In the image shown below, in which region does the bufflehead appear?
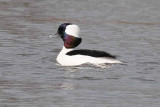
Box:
[55,23,121,66]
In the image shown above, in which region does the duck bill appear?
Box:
[49,33,58,38]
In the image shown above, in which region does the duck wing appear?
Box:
[66,49,116,58]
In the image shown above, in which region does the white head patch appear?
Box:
[65,25,80,37]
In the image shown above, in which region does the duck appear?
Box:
[54,23,121,66]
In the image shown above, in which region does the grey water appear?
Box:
[0,0,160,107]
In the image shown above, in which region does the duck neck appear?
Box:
[61,46,74,54]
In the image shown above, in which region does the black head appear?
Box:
[56,23,82,48]
[57,23,72,38]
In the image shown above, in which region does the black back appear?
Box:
[66,49,116,58]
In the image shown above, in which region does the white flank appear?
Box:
[56,47,121,66]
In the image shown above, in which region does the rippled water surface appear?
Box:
[0,0,160,107]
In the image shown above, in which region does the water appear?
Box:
[0,0,160,106]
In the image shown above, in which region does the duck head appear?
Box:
[56,23,82,48]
